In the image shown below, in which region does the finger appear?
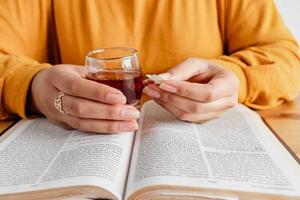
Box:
[51,69,127,104]
[61,114,138,133]
[166,58,219,81]
[146,82,217,102]
[47,117,73,130]
[158,76,237,102]
[157,88,237,114]
[62,95,140,120]
[143,78,154,86]
[143,85,161,98]
[155,99,223,123]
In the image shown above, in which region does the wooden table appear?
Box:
[0,96,299,160]
[258,95,300,160]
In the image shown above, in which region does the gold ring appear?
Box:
[54,91,65,114]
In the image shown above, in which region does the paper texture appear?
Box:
[0,119,134,200]
[125,101,300,199]
[1,101,300,200]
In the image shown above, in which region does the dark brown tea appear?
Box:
[85,71,144,105]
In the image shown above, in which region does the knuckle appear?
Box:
[93,88,105,101]
[177,112,190,121]
[65,78,78,95]
[205,86,216,102]
[108,106,122,119]
[177,82,195,97]
[107,123,120,133]
[190,103,203,113]
[176,85,185,95]
[70,101,84,115]
[160,92,171,102]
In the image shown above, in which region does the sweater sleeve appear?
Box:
[0,0,52,119]
[212,0,300,110]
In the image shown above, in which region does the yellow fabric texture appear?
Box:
[0,0,299,120]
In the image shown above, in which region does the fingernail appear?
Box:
[143,86,160,98]
[120,109,140,119]
[159,83,177,93]
[106,93,126,104]
[120,121,138,131]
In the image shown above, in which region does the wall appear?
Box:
[275,0,300,42]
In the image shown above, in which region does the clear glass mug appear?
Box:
[85,47,143,107]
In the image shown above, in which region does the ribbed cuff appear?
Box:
[4,62,51,118]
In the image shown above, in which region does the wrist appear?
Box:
[26,69,46,116]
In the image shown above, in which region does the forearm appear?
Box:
[212,40,300,109]
[0,53,51,119]
[212,0,300,109]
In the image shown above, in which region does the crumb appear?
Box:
[145,74,172,84]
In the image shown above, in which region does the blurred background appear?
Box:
[275,0,300,42]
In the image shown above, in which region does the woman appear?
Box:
[0,0,299,133]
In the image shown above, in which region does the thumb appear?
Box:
[166,58,210,81]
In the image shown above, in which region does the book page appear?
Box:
[0,118,134,200]
[125,101,300,199]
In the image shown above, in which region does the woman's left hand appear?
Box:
[143,58,239,123]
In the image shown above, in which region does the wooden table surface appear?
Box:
[258,95,300,160]
[0,96,299,160]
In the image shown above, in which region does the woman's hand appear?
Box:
[30,64,139,133]
[143,58,239,123]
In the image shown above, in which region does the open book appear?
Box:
[0,101,299,200]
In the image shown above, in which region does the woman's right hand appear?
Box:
[30,64,139,133]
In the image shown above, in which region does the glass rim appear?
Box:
[86,47,138,62]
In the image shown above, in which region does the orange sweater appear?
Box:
[0,0,299,120]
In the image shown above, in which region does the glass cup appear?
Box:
[85,47,143,107]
